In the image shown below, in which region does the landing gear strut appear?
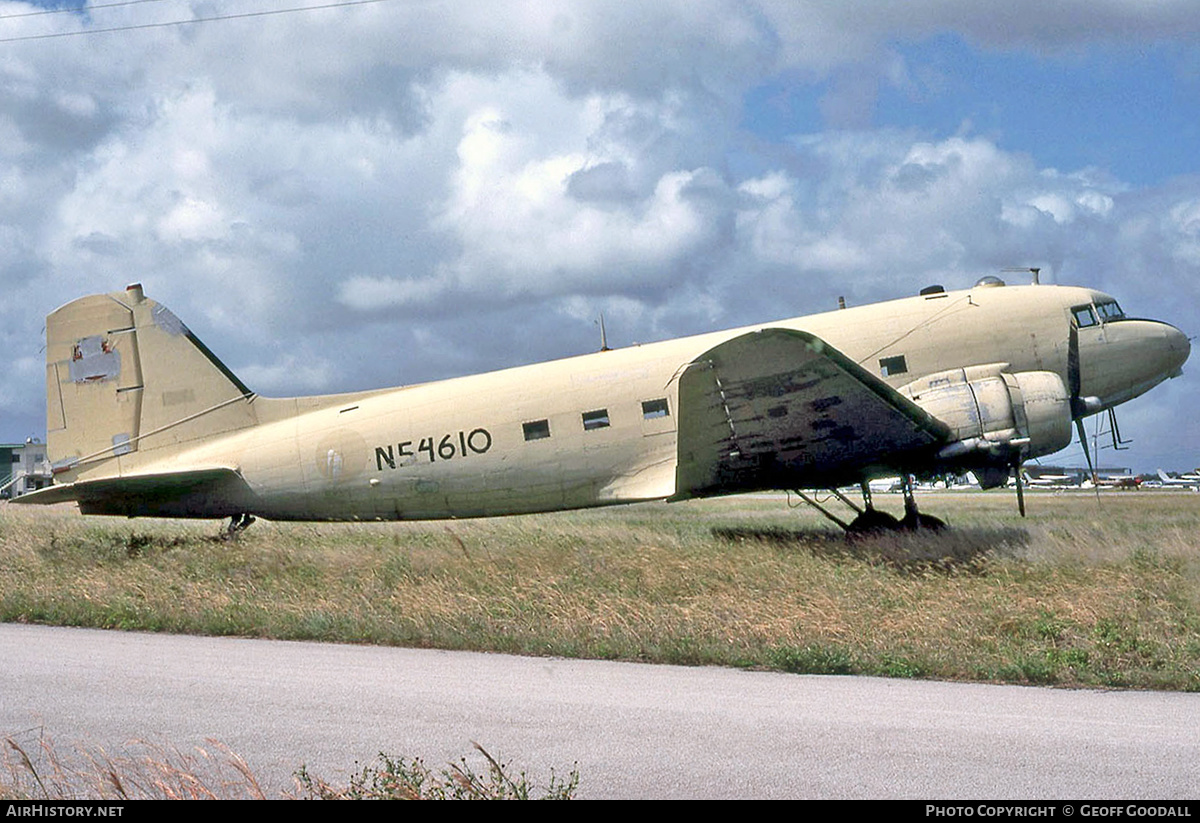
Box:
[223,512,256,539]
[899,475,945,531]
[793,477,943,533]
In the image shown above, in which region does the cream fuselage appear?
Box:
[109,282,1186,521]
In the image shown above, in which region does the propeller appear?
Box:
[1068,322,1080,401]
[1067,317,1102,500]
[1003,309,1087,519]
[1076,417,1096,481]
[1012,315,1095,517]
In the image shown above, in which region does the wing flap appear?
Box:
[675,328,950,496]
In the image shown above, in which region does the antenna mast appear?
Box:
[1002,266,1042,285]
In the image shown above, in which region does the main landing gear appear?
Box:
[223,512,256,539]
[793,476,945,534]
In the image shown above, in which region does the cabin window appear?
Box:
[1096,300,1125,322]
[523,419,551,441]
[1072,305,1098,328]
[642,398,670,420]
[879,355,908,377]
[582,409,610,430]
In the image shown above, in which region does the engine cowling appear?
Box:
[899,363,1073,467]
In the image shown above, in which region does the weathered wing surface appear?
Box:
[10,467,258,518]
[675,328,951,496]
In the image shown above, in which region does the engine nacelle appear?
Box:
[899,364,1073,465]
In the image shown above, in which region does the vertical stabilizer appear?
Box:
[46,284,258,481]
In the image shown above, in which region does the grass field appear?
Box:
[2,490,1198,690]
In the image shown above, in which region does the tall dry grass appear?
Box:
[1,732,577,800]
[2,491,1198,688]
[2,732,264,800]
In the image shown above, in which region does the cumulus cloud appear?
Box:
[1,0,1198,469]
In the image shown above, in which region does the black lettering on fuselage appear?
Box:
[375,445,394,470]
[373,428,491,471]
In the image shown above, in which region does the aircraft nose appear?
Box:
[1163,322,1191,377]
[1081,318,1190,408]
[1132,319,1190,383]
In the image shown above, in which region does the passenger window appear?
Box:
[879,355,908,377]
[522,420,551,441]
[642,399,670,419]
[582,409,610,430]
[1072,305,1098,328]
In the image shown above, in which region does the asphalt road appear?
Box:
[1,623,1196,799]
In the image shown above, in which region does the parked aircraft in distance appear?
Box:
[1089,474,1141,489]
[1021,470,1078,488]
[867,476,905,494]
[15,277,1190,531]
[1156,469,1200,489]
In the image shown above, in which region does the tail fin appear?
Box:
[46,284,257,480]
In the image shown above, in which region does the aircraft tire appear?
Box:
[900,511,946,531]
[846,508,902,534]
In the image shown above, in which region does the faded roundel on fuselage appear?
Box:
[314,429,368,483]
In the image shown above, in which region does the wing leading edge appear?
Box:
[674,328,951,497]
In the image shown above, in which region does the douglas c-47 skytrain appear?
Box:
[15,276,1190,531]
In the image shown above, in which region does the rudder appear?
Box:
[46,283,258,481]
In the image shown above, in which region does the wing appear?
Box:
[10,467,259,518]
[675,328,951,497]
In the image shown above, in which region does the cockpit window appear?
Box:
[1072,305,1098,328]
[1095,300,1125,322]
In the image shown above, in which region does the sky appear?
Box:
[0,0,1197,473]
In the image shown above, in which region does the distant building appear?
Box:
[1,438,52,499]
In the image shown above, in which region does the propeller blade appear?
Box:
[1014,462,1026,518]
[1076,418,1094,474]
[1067,321,1082,414]
[1076,417,1103,504]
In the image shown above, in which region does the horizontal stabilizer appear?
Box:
[11,467,258,518]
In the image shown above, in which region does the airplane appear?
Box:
[866,476,904,494]
[1155,469,1200,489]
[13,276,1191,532]
[1020,470,1079,488]
[1089,474,1141,490]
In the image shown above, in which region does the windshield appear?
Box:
[1072,305,1098,328]
[1095,300,1125,322]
